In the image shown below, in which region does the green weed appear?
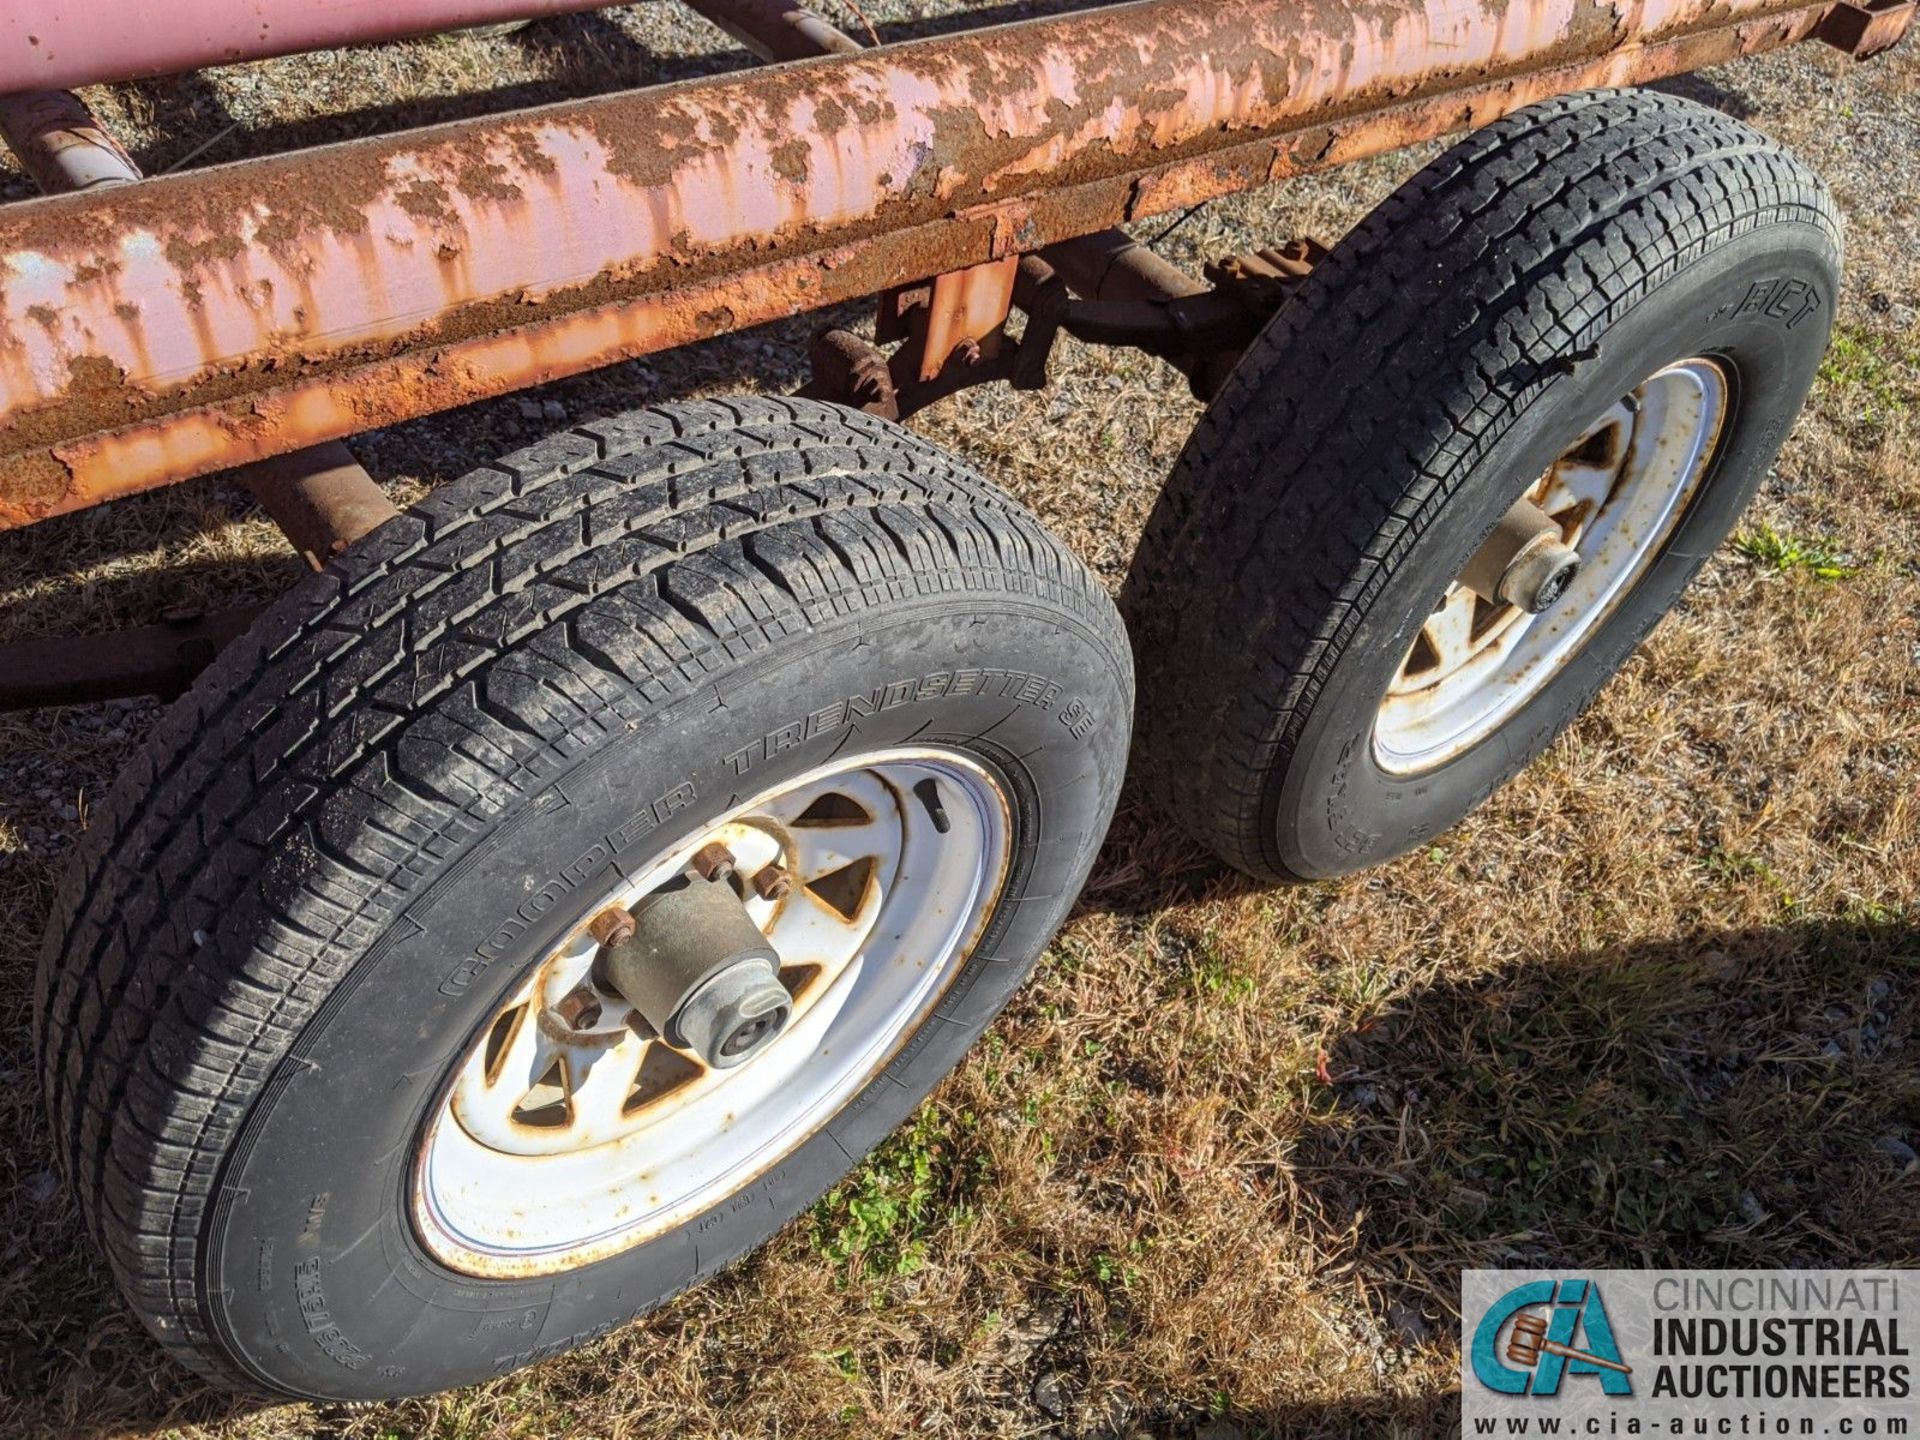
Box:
[1819,323,1915,418]
[1732,525,1856,580]
[809,1104,981,1280]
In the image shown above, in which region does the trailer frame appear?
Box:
[0,0,1910,708]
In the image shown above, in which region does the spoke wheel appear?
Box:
[40,395,1132,1400]
[1373,358,1730,775]
[1126,92,1838,881]
[413,748,1011,1278]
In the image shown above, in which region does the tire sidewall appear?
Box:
[1273,223,1838,879]
[204,596,1128,1400]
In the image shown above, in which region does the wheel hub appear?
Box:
[1373,357,1731,775]
[1459,496,1585,615]
[413,748,1011,1278]
[594,867,793,1070]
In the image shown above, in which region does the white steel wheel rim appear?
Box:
[412,747,1011,1278]
[1372,358,1731,775]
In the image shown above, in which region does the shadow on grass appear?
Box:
[1305,910,1917,1278]
[1040,818,1916,1437]
[3,842,1910,1437]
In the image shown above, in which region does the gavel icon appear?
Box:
[1506,1312,1633,1375]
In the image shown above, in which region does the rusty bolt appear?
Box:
[552,986,603,1032]
[587,906,636,948]
[750,862,792,902]
[690,841,737,882]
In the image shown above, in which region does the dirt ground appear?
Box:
[0,4,1915,1438]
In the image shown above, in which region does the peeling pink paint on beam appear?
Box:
[0,0,1862,524]
[0,0,618,92]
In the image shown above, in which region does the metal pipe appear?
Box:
[1045,231,1233,391]
[0,0,623,93]
[0,607,261,709]
[229,440,400,570]
[0,0,1869,528]
[682,0,864,61]
[0,92,141,193]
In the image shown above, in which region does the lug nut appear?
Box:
[552,986,603,1032]
[690,841,737,882]
[750,862,792,901]
[587,907,636,948]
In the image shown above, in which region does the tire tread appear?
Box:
[1128,90,1839,879]
[38,397,1126,1393]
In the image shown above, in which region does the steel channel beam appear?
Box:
[0,0,1865,528]
[0,0,621,93]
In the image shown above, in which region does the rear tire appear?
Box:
[37,398,1132,1399]
[1127,90,1841,881]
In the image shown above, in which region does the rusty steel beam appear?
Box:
[693,0,1024,389]
[684,0,1216,315]
[0,0,1886,530]
[0,0,622,93]
[0,87,399,570]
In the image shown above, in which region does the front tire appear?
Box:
[37,398,1132,1399]
[1127,90,1841,882]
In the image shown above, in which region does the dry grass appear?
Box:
[2,7,1917,1439]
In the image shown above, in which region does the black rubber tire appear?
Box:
[35,398,1132,1400]
[1126,90,1841,882]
